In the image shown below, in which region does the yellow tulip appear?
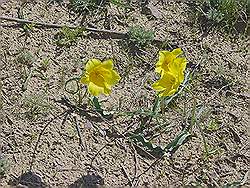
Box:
[152,72,178,97]
[80,59,121,96]
[168,57,187,84]
[155,48,183,76]
[152,48,187,97]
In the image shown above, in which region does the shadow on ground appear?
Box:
[8,171,47,188]
[69,172,104,188]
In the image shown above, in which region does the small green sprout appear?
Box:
[196,0,248,33]
[16,51,35,66]
[69,0,107,13]
[55,26,86,47]
[206,119,220,131]
[128,26,155,48]
[48,0,64,4]
[110,0,131,8]
[23,23,36,33]
[0,154,8,176]
[23,94,55,120]
[40,58,50,71]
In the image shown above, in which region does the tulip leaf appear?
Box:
[130,129,191,158]
[92,97,113,119]
[92,96,101,110]
[222,170,249,188]
[165,130,191,152]
[130,133,165,157]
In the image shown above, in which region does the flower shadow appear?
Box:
[8,171,47,188]
[203,75,231,91]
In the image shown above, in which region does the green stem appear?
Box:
[197,121,209,158]
[152,95,161,115]
[189,97,209,157]
[147,95,161,126]
[92,96,102,113]
[189,98,197,133]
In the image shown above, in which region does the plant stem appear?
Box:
[152,95,161,115]
[189,97,209,157]
[197,120,209,158]
[189,98,197,133]
[147,95,161,125]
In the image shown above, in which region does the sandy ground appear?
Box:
[0,0,249,187]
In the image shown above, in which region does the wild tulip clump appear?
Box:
[80,48,187,98]
[152,48,187,97]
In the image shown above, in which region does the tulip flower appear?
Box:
[80,59,120,96]
[152,48,187,97]
[155,48,183,76]
[152,72,178,97]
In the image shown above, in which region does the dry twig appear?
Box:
[0,15,127,37]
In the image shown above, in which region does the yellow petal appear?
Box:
[152,72,177,93]
[153,48,187,97]
[169,58,187,83]
[158,51,170,65]
[80,75,89,84]
[103,85,111,95]
[81,58,120,96]
[172,48,183,57]
[85,59,101,73]
[155,67,164,75]
[98,67,120,86]
[109,70,121,85]
[88,82,104,96]
[159,88,177,97]
[152,81,166,91]
[168,60,179,76]
[176,58,187,71]
[100,67,116,82]
[102,59,114,69]
[156,51,175,74]
[89,71,105,87]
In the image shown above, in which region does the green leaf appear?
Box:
[93,96,101,111]
[128,26,155,48]
[92,97,113,119]
[222,171,249,188]
[130,129,191,158]
[55,26,86,47]
[165,130,191,152]
[130,133,165,157]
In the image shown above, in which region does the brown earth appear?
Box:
[0,0,249,187]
